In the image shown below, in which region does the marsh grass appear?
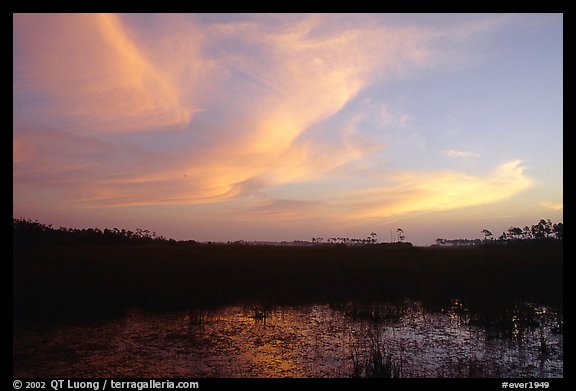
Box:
[468,302,553,342]
[13,244,562,326]
[349,323,402,378]
[184,309,208,329]
[244,303,272,324]
[333,301,410,323]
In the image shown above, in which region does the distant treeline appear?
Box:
[434,219,563,248]
[12,218,191,247]
[13,218,414,248]
[13,217,562,249]
[311,229,411,248]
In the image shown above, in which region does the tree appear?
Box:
[552,222,563,240]
[522,226,532,240]
[435,238,446,246]
[532,219,553,239]
[397,228,405,243]
[507,227,523,240]
[481,229,493,241]
[370,232,378,244]
[543,219,553,238]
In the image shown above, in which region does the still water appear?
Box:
[13,300,562,378]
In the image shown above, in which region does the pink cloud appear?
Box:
[13,13,198,133]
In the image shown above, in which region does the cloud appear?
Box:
[198,14,431,159]
[337,160,533,220]
[14,14,534,227]
[539,201,563,210]
[15,14,438,208]
[12,136,35,164]
[248,199,326,221]
[13,13,199,133]
[442,149,481,159]
[13,122,120,179]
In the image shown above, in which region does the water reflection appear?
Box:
[13,300,563,378]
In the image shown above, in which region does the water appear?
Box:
[13,300,563,378]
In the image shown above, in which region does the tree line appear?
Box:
[435,219,563,247]
[13,217,562,249]
[485,219,562,241]
[312,229,410,247]
[12,218,183,247]
[312,232,379,245]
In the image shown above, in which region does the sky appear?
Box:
[13,13,563,245]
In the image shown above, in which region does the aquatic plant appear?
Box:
[349,324,402,378]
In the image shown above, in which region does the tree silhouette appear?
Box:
[397,228,405,243]
[435,238,446,246]
[522,226,532,240]
[531,219,553,239]
[13,217,174,247]
[507,227,523,240]
[552,222,563,240]
[481,229,493,241]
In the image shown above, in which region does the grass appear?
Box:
[13,243,562,325]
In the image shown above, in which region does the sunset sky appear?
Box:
[13,13,563,245]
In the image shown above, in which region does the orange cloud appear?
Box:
[539,201,563,210]
[14,13,197,133]
[14,14,534,224]
[75,14,435,207]
[339,160,533,220]
[183,14,431,188]
[16,14,421,208]
[443,149,480,159]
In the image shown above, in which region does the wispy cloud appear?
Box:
[442,149,480,159]
[337,160,533,220]
[14,13,438,207]
[539,201,563,210]
[13,13,534,228]
[13,13,198,133]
